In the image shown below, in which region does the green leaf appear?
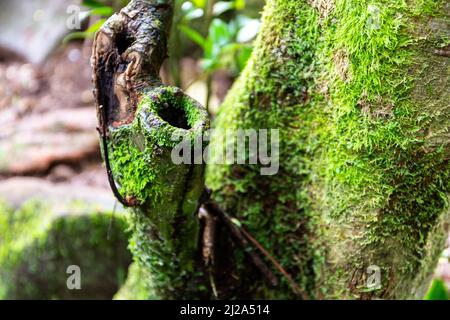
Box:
[181,1,204,20]
[85,18,107,33]
[179,25,207,49]
[82,0,107,9]
[220,42,241,54]
[63,19,106,44]
[237,45,253,71]
[82,0,113,17]
[237,18,260,43]
[206,19,233,65]
[213,1,234,16]
[185,8,204,20]
[209,19,232,48]
[234,0,246,10]
[424,279,449,300]
[201,58,216,71]
[62,32,94,44]
[90,7,114,16]
[192,0,206,8]
[230,218,242,228]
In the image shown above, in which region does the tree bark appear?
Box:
[208,0,450,299]
[92,0,210,299]
[93,0,450,299]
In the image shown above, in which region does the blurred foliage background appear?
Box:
[71,0,263,114]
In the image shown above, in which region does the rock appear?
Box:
[47,164,77,182]
[0,177,120,212]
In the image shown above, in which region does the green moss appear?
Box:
[313,0,450,299]
[107,85,210,298]
[207,0,449,299]
[110,137,167,205]
[0,200,132,300]
[208,0,322,299]
[110,86,208,205]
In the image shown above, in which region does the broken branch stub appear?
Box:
[91,0,209,297]
[92,0,174,129]
[92,0,208,207]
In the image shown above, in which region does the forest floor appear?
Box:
[0,40,449,294]
[0,41,111,207]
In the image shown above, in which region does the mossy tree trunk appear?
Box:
[94,0,450,299]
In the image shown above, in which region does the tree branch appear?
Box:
[91,0,210,298]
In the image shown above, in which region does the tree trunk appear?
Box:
[94,0,450,299]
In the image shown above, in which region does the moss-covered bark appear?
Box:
[98,0,449,299]
[92,0,210,299]
[208,0,450,299]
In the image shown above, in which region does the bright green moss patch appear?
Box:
[0,200,132,300]
[316,0,447,205]
[313,0,450,298]
[110,136,167,205]
[207,0,323,299]
[207,0,449,299]
[126,209,209,299]
[109,86,208,205]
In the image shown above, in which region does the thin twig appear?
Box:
[209,269,219,299]
[239,226,308,300]
[203,202,279,287]
[203,192,309,299]
[98,104,138,207]
[107,200,118,241]
[199,207,217,266]
[434,48,450,57]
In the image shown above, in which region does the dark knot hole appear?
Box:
[115,31,134,55]
[157,102,191,130]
